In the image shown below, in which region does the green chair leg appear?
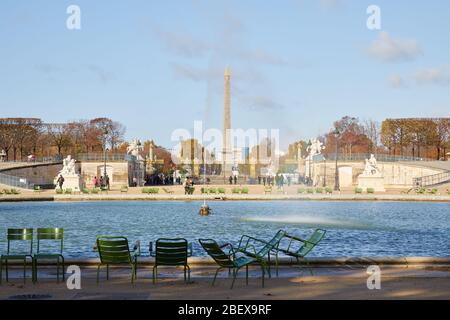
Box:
[246,265,249,285]
[152,266,157,284]
[275,253,279,277]
[23,259,26,284]
[96,265,101,284]
[260,263,265,288]
[212,267,221,286]
[230,268,239,289]
[5,259,9,282]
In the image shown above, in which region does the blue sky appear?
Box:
[1,0,450,149]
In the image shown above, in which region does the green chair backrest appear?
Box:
[7,228,33,255]
[199,239,234,268]
[155,238,188,266]
[297,229,326,257]
[37,228,64,254]
[97,236,132,264]
[257,230,285,257]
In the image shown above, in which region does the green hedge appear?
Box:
[297,188,305,194]
[355,187,363,194]
[232,187,241,194]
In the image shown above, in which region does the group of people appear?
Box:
[145,173,182,186]
[92,175,110,190]
[183,177,195,195]
[257,174,292,188]
[228,175,238,185]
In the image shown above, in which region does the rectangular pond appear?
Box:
[0,201,449,258]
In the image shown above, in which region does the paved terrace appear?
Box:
[1,184,450,202]
[1,259,449,300]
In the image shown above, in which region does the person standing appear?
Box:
[233,175,237,185]
[57,175,65,190]
[92,176,98,188]
[105,174,110,190]
[229,175,233,185]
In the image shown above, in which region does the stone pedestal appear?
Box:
[55,175,82,192]
[357,175,385,192]
[339,166,353,188]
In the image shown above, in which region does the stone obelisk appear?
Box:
[223,65,232,181]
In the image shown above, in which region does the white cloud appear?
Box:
[415,65,450,86]
[388,74,406,88]
[319,0,342,9]
[367,31,422,62]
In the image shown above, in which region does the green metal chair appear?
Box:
[152,238,191,284]
[96,236,139,284]
[275,229,327,276]
[0,228,34,284]
[199,239,258,289]
[236,230,286,285]
[33,228,65,283]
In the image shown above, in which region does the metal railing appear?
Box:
[0,155,63,164]
[75,153,137,162]
[0,172,33,189]
[413,171,450,187]
[322,153,433,162]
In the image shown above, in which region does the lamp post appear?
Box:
[333,128,340,191]
[102,126,109,186]
[307,140,312,186]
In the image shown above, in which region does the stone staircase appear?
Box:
[413,171,450,187]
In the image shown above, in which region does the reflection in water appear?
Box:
[0,200,449,258]
[242,214,371,230]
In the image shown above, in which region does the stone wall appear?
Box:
[80,161,130,188]
[310,161,444,188]
[0,163,62,185]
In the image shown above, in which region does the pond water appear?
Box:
[0,201,449,258]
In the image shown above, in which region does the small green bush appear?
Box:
[306,188,314,194]
[325,187,333,194]
[142,187,150,194]
[91,188,100,194]
[232,188,241,194]
[148,187,159,194]
[241,187,249,194]
[416,187,426,194]
[82,188,90,194]
[367,188,375,194]
[55,188,63,194]
[209,187,217,194]
[201,187,209,194]
[297,188,305,194]
[315,187,323,194]
[218,187,225,194]
[64,188,72,194]
[355,187,363,194]
[428,188,438,195]
[11,189,20,195]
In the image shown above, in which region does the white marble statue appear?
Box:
[363,154,380,176]
[59,155,77,176]
[127,139,144,160]
[55,155,82,191]
[307,139,324,159]
[358,154,385,192]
